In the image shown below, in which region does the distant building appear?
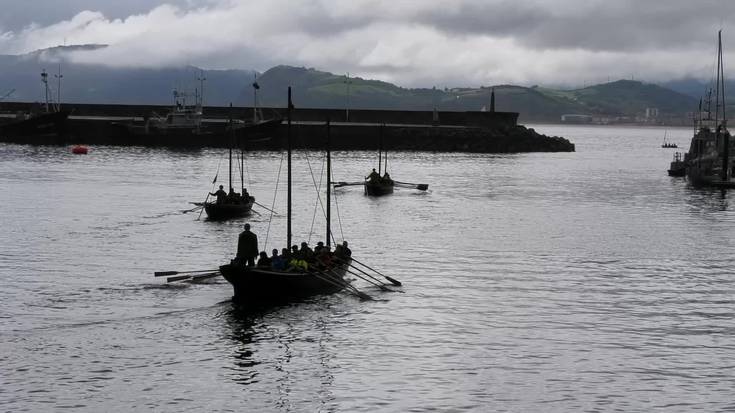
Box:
[645,107,659,119]
[561,114,593,123]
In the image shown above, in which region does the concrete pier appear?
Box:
[0,102,574,152]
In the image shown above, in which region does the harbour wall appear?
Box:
[0,102,575,152]
[0,102,519,128]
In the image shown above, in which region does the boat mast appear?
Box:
[718,30,730,181]
[229,103,233,192]
[54,64,62,112]
[384,123,388,173]
[715,31,722,129]
[41,69,49,113]
[326,119,331,247]
[241,137,245,194]
[287,87,293,249]
[378,124,382,175]
[197,71,206,111]
[253,74,259,123]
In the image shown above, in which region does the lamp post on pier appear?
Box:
[344,73,352,122]
[54,64,63,111]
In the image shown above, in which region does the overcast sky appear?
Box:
[0,0,733,88]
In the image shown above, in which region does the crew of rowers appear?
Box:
[209,184,251,205]
[236,223,352,272]
[366,168,392,184]
[256,241,352,272]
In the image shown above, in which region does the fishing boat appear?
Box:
[219,88,354,304]
[0,70,69,143]
[114,75,280,146]
[114,86,214,142]
[230,74,283,140]
[668,152,686,177]
[201,105,255,220]
[683,31,735,188]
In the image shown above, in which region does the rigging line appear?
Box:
[301,148,329,242]
[264,151,285,251]
[308,153,327,244]
[330,166,346,243]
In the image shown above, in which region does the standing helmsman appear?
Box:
[237,223,259,266]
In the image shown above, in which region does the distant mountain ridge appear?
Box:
[0,45,705,122]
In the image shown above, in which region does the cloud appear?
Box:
[0,0,733,87]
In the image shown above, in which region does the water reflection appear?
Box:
[220,300,338,411]
[684,186,730,212]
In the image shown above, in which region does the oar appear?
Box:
[166,272,220,283]
[190,272,221,282]
[310,267,373,301]
[197,193,210,220]
[154,269,219,277]
[167,275,192,282]
[333,262,398,292]
[253,201,278,215]
[349,257,402,286]
[182,205,203,214]
[317,257,392,292]
[334,181,364,188]
[331,257,398,291]
[394,181,428,191]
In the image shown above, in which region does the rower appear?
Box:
[367,168,380,183]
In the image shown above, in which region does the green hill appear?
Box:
[0,46,699,123]
[256,67,697,122]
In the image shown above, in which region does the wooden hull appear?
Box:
[0,110,69,143]
[364,182,394,196]
[219,259,351,305]
[204,197,254,220]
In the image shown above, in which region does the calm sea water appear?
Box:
[2,124,735,412]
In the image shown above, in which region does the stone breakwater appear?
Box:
[382,125,574,152]
[0,102,574,152]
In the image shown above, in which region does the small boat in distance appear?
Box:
[335,124,429,195]
[201,105,255,220]
[683,31,735,188]
[365,124,394,196]
[661,130,678,148]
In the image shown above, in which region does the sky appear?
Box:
[0,0,734,88]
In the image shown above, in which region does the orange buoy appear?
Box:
[72,145,88,154]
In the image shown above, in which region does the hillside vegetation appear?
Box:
[0,46,702,122]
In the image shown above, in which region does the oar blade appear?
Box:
[416,184,429,191]
[384,275,402,286]
[155,271,178,277]
[190,272,221,282]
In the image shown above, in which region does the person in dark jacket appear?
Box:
[367,168,380,183]
[236,223,259,266]
[210,185,227,204]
